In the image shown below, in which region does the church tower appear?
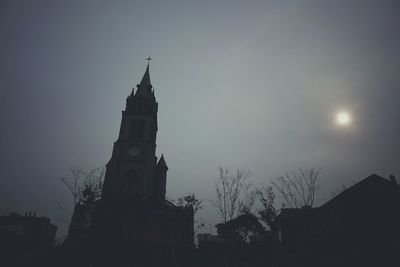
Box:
[68,62,194,253]
[102,63,167,201]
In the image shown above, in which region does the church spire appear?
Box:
[138,56,152,89]
[125,60,158,114]
[138,64,152,89]
[135,59,153,98]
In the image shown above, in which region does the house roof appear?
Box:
[276,207,319,223]
[276,174,400,223]
[321,173,400,209]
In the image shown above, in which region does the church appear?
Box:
[102,62,166,201]
[67,62,194,265]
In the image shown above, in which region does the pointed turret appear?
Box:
[154,154,168,201]
[157,154,168,169]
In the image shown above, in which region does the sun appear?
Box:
[336,111,351,126]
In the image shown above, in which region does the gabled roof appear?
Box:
[276,174,400,223]
[321,173,400,209]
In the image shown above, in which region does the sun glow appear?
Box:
[336,111,351,126]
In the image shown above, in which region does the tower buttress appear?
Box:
[154,154,168,201]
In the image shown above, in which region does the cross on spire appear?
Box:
[146,56,153,66]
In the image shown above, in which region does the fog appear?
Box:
[1,0,399,235]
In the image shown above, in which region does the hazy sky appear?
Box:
[1,0,400,235]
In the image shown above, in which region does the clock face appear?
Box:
[128,145,141,157]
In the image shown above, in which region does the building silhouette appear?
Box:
[275,174,400,267]
[102,63,165,201]
[67,63,194,266]
[0,212,57,265]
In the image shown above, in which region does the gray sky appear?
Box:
[1,0,400,235]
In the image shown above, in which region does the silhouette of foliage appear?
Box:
[60,168,104,208]
[173,194,205,234]
[258,185,277,231]
[176,194,202,214]
[216,212,265,243]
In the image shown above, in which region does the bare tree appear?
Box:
[272,168,321,208]
[60,167,105,209]
[213,167,257,223]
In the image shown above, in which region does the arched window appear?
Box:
[121,170,141,197]
[129,119,145,139]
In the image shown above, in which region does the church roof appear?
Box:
[157,154,168,169]
[135,64,152,97]
[124,63,158,114]
[139,64,152,88]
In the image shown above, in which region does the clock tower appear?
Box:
[102,63,167,201]
[68,62,194,254]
